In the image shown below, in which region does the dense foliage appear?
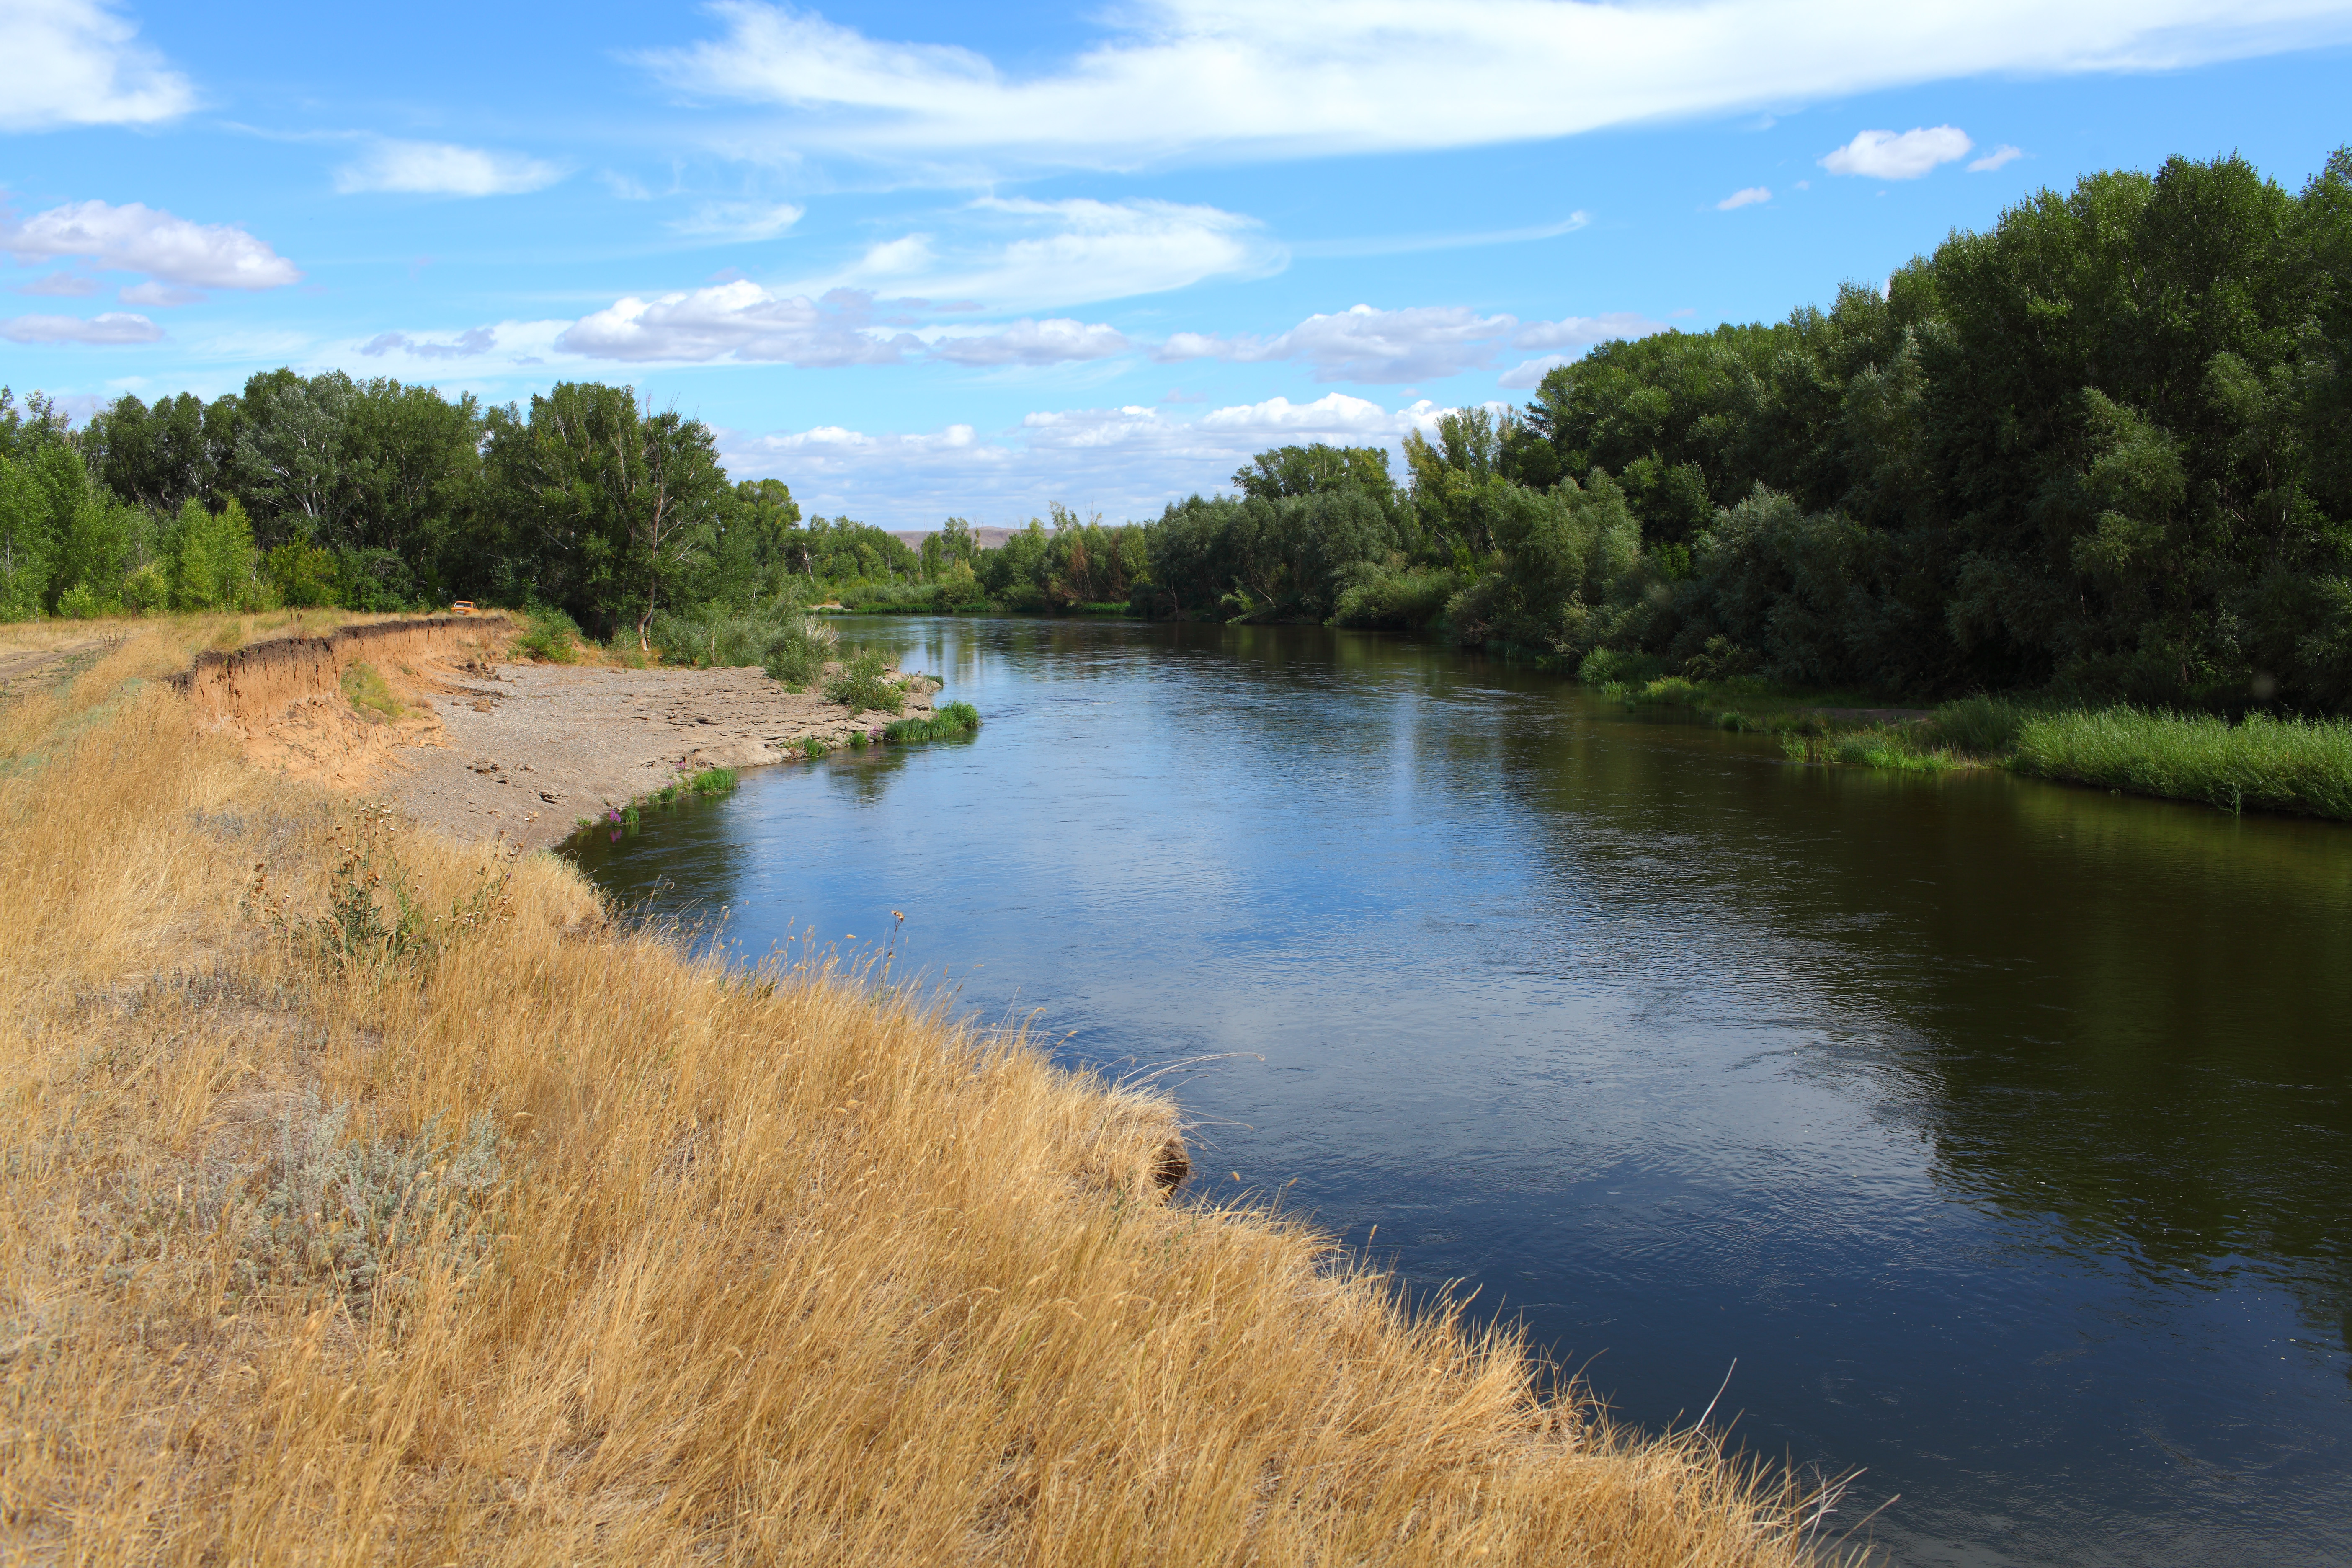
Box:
[8,146,2349,711]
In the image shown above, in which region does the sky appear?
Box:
[4,0,2352,529]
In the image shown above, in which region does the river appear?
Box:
[564,616,2352,1568]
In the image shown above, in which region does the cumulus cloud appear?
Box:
[1820,125,1973,179]
[644,0,2352,170]
[722,392,1452,527]
[1,310,162,344]
[0,0,193,132]
[334,139,564,197]
[1969,143,2025,172]
[838,197,1278,312]
[1499,314,1675,388]
[1716,186,1772,209]
[925,317,1129,366]
[361,326,498,359]
[1,200,300,289]
[557,283,918,365]
[1160,304,1667,384]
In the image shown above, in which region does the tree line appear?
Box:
[5,145,2347,709]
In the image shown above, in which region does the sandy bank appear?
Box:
[169,614,939,851]
[383,661,937,848]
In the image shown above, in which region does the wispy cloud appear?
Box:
[0,0,194,132]
[1968,143,2025,172]
[1289,213,1590,260]
[1159,304,1667,385]
[361,326,498,360]
[643,0,2352,171]
[1820,125,1973,178]
[1,310,163,344]
[334,139,565,197]
[924,318,1130,366]
[834,197,1281,312]
[1716,186,1772,209]
[669,200,805,240]
[14,271,98,297]
[1,200,300,289]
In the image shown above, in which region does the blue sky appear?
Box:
[5,0,2352,528]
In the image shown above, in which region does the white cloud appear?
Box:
[15,272,98,297]
[1,310,162,344]
[721,392,1451,526]
[361,326,497,360]
[1968,143,2025,172]
[1159,304,1511,383]
[1820,125,1973,179]
[0,0,193,131]
[119,279,202,307]
[645,0,2352,170]
[1716,186,1772,209]
[557,282,917,365]
[670,200,805,240]
[1,201,299,289]
[836,197,1279,311]
[1158,304,1665,385]
[334,139,564,197]
[925,317,1130,366]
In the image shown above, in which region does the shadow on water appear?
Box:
[564,617,2352,1568]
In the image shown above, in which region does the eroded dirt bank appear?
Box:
[171,616,936,851]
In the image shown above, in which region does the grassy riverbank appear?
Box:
[1592,661,2352,820]
[0,622,1827,1565]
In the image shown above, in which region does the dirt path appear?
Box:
[383,662,936,849]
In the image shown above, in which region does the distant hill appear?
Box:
[889,527,1020,551]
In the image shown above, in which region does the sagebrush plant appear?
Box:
[511,604,582,663]
[825,645,905,715]
[762,613,839,690]
[0,622,1834,1567]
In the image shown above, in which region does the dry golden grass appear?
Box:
[1,624,1848,1566]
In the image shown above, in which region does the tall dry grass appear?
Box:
[1,623,1847,1566]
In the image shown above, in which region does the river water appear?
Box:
[565,617,2352,1567]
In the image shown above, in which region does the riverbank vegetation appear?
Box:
[8,144,2349,816]
[0,625,1829,1565]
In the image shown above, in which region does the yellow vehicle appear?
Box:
[451,600,476,615]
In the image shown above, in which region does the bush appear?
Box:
[1332,563,1459,630]
[651,602,805,668]
[1929,695,2027,755]
[513,606,582,663]
[2012,708,2352,819]
[266,542,340,608]
[825,647,904,715]
[1578,648,1666,687]
[341,661,402,723]
[763,615,839,689]
[54,582,116,619]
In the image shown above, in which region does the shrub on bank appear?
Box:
[512,605,582,663]
[761,614,839,689]
[825,647,905,715]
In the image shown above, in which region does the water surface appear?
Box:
[568,618,2352,1567]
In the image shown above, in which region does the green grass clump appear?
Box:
[882,702,980,744]
[513,606,581,664]
[688,766,737,795]
[762,616,840,690]
[340,661,402,722]
[2012,708,2352,818]
[1578,648,1667,687]
[1633,675,1702,707]
[825,647,905,715]
[1927,695,2027,755]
